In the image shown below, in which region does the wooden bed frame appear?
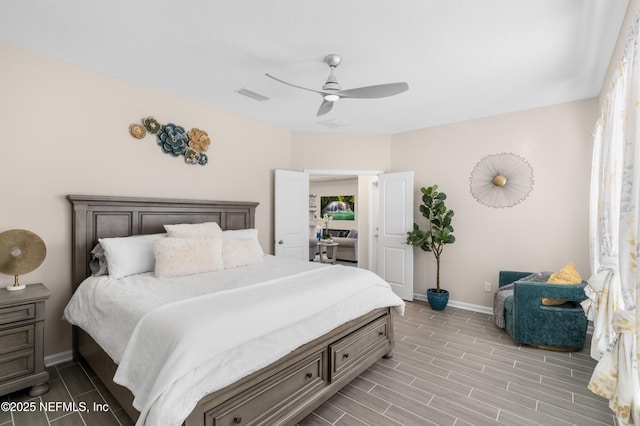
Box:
[67,194,395,426]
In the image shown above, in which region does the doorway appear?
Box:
[309,175,361,268]
[275,169,414,300]
[306,169,380,270]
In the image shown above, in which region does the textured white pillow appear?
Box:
[164,222,223,238]
[154,238,224,278]
[223,238,264,269]
[99,233,166,279]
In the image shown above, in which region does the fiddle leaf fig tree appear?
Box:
[406,185,455,293]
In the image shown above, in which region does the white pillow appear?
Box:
[223,229,264,256]
[154,238,224,278]
[99,233,166,279]
[222,228,258,240]
[164,222,223,238]
[223,238,264,269]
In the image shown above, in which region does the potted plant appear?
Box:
[318,213,333,241]
[406,185,455,310]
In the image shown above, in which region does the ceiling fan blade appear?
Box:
[337,82,409,99]
[265,73,327,96]
[317,100,334,116]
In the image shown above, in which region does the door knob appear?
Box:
[278,240,284,244]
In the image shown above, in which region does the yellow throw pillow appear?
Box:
[542,262,582,305]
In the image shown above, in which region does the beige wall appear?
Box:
[390,99,598,308]
[291,132,391,171]
[0,43,291,357]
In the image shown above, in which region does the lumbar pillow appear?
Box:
[99,233,166,279]
[164,222,223,239]
[154,238,224,278]
[222,238,264,269]
[543,262,583,305]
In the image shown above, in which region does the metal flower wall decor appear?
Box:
[129,117,210,166]
[469,153,534,208]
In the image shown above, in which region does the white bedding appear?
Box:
[63,256,404,426]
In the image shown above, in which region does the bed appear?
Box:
[65,195,404,426]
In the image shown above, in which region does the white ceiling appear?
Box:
[0,1,629,134]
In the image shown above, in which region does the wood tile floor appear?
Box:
[0,301,614,425]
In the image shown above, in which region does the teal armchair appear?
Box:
[498,271,588,351]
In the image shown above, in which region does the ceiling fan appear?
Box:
[266,54,409,117]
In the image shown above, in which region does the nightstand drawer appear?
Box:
[0,350,34,382]
[0,304,35,326]
[0,325,34,355]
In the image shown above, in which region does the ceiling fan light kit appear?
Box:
[266,54,409,116]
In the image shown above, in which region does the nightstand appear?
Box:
[0,283,50,397]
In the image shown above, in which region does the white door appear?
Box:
[377,171,414,300]
[274,170,309,261]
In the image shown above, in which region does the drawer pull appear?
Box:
[343,353,349,359]
[378,331,384,336]
[233,416,242,424]
[305,372,313,378]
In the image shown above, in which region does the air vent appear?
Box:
[318,118,348,128]
[234,87,269,102]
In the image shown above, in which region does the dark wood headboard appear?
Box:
[67,195,258,292]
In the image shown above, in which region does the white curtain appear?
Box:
[586,12,640,425]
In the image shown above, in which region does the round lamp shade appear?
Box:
[0,229,46,277]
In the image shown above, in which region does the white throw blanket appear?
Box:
[493,284,513,329]
[66,258,404,426]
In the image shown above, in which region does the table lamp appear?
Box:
[0,229,46,291]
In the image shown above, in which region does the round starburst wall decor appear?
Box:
[469,153,534,208]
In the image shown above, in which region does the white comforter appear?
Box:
[64,256,404,426]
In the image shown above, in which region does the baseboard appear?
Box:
[44,350,73,367]
[413,293,493,315]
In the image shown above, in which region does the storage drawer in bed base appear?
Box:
[188,307,394,426]
[329,315,390,382]
[206,351,326,426]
